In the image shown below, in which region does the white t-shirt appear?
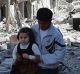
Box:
[40,29,49,42]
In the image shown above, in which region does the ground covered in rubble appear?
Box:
[57,23,80,74]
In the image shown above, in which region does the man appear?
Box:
[31,8,66,74]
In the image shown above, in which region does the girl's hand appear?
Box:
[22,53,29,59]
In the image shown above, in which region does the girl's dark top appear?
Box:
[17,43,34,56]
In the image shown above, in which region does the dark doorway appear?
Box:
[24,1,28,18]
[1,5,6,21]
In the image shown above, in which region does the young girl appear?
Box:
[10,27,41,74]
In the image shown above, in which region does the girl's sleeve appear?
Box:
[12,45,17,60]
[32,43,41,56]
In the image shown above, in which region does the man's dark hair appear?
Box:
[36,8,53,21]
[17,27,36,43]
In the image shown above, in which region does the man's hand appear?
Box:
[32,55,41,64]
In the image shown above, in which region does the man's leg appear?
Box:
[38,67,59,74]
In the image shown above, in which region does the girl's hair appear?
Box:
[17,27,36,43]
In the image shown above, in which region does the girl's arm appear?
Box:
[32,43,41,56]
[12,45,17,64]
[32,43,42,63]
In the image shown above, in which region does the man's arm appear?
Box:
[42,30,66,64]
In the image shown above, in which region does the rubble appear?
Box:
[56,23,80,74]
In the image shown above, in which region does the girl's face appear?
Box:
[18,33,29,45]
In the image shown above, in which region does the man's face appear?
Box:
[38,20,51,30]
